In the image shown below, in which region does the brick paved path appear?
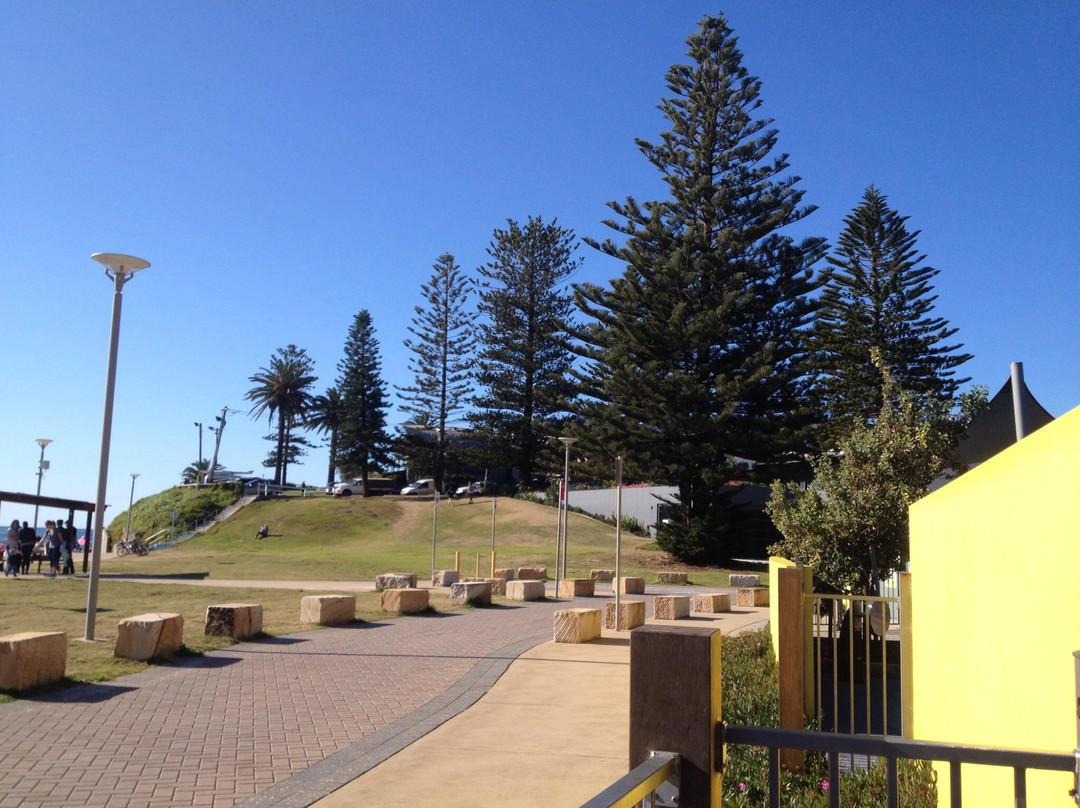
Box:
[0,596,581,808]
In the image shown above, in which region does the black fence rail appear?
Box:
[719,724,1077,808]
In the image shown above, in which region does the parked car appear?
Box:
[454,481,488,497]
[400,478,436,496]
[331,479,363,497]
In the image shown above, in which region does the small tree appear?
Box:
[397,254,474,489]
[336,310,394,493]
[767,365,986,592]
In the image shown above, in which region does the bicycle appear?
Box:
[115,538,150,557]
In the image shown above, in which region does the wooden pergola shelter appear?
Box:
[0,491,96,572]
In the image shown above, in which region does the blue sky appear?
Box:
[2,2,1077,528]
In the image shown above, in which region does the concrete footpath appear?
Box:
[0,579,768,808]
[312,607,769,808]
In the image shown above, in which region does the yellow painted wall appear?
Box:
[909,404,1080,806]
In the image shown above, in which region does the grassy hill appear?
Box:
[101,491,723,584]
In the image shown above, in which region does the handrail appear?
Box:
[579,752,680,808]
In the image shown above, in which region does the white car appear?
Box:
[331,479,363,497]
[454,481,488,497]
[400,479,436,496]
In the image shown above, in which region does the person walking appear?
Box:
[5,520,22,577]
[19,521,36,575]
[60,520,76,575]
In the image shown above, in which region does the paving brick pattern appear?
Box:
[0,597,582,808]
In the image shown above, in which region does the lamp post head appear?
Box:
[91,252,150,280]
[130,473,140,481]
[35,438,53,450]
[558,436,577,448]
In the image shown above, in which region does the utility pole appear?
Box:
[207,406,227,483]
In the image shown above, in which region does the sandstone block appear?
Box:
[205,604,263,638]
[494,568,514,581]
[517,566,547,581]
[737,587,769,607]
[590,569,615,581]
[653,595,691,620]
[507,579,546,601]
[656,571,688,585]
[381,588,429,614]
[376,572,417,589]
[114,613,183,661]
[557,578,595,598]
[450,581,492,607]
[730,574,761,587]
[463,576,506,595]
[554,608,602,643]
[693,593,732,613]
[614,577,646,595]
[604,600,646,631]
[432,569,460,587]
[0,632,66,690]
[300,595,355,626]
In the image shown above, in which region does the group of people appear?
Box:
[4,518,79,578]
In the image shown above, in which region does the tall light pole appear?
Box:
[86,252,151,641]
[558,437,577,581]
[194,422,203,483]
[125,473,140,542]
[33,438,53,534]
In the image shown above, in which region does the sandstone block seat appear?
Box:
[205,604,263,639]
[115,613,183,661]
[656,571,688,584]
[450,581,492,607]
[730,574,761,587]
[590,569,615,582]
[376,572,418,589]
[693,593,732,613]
[557,578,595,598]
[432,569,460,587]
[653,594,692,620]
[604,600,646,631]
[0,632,66,691]
[494,568,515,581]
[516,566,547,581]
[554,608,602,643]
[463,576,506,596]
[301,595,355,626]
[614,577,646,595]
[736,588,769,607]
[507,579,546,601]
[381,588,429,614]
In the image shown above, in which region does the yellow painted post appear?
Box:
[454,551,460,572]
[490,550,496,578]
[777,566,805,772]
[900,571,913,738]
[475,552,480,577]
[802,565,815,715]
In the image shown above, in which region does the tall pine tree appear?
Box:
[473,216,580,485]
[336,310,393,493]
[813,185,972,436]
[571,14,825,563]
[397,254,474,489]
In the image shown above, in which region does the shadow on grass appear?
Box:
[100,572,210,580]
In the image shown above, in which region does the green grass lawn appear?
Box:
[1,494,765,695]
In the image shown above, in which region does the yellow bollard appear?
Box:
[454,551,460,572]
[475,552,481,577]
[490,550,497,578]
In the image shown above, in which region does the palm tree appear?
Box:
[245,345,318,485]
[307,387,343,490]
[181,459,221,484]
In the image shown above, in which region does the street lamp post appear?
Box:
[33,438,53,534]
[85,252,151,642]
[558,437,577,582]
[125,473,140,543]
[194,422,203,483]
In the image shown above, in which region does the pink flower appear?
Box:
[738,782,746,791]
[821,780,830,790]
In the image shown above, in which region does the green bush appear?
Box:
[721,628,937,807]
